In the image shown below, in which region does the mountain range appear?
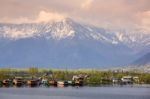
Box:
[133,52,150,66]
[0,18,149,68]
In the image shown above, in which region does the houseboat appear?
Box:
[112,78,121,84]
[68,81,75,86]
[41,78,49,86]
[13,77,24,86]
[57,81,68,86]
[72,75,84,86]
[121,76,133,84]
[49,80,57,86]
[133,76,139,84]
[2,79,12,86]
[75,80,83,86]
[26,78,39,87]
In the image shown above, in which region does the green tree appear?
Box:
[28,67,38,77]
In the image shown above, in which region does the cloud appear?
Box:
[0,11,67,24]
[0,0,150,32]
[141,11,150,23]
[36,11,67,23]
[1,17,32,24]
[81,0,93,10]
[137,10,150,32]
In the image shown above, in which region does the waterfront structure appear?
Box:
[121,76,133,84]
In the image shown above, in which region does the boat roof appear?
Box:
[122,76,132,78]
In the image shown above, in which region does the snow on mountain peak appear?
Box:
[0,18,149,51]
[0,18,76,40]
[50,18,75,40]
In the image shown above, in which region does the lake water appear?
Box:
[0,86,150,99]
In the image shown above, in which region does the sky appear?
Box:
[0,0,150,32]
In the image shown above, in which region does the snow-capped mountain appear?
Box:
[0,18,149,68]
[0,18,149,50]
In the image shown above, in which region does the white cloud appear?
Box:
[81,0,93,10]
[141,11,150,32]
[0,0,150,33]
[136,10,150,32]
[0,11,67,24]
[1,17,32,24]
[36,11,66,23]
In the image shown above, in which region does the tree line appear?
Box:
[0,68,150,85]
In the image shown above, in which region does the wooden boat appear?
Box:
[75,80,83,86]
[27,79,38,86]
[57,81,68,86]
[13,77,24,86]
[72,75,86,86]
[68,81,75,86]
[2,79,12,86]
[49,80,57,86]
[121,76,133,85]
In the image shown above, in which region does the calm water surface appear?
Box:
[0,86,150,99]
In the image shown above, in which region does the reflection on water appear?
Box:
[0,86,150,99]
